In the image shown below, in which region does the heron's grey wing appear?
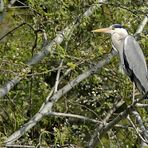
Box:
[123,35,148,93]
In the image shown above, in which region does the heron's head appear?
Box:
[92,24,128,36]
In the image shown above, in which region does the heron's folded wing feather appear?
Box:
[123,35,148,93]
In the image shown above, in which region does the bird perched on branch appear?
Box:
[92,24,148,95]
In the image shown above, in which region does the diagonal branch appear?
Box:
[46,112,102,124]
[0,0,107,98]
[45,112,134,130]
[54,60,63,93]
[136,103,148,107]
[134,15,148,38]
[132,110,148,143]
[87,99,125,147]
[87,15,148,147]
[5,49,116,144]
[87,94,148,147]
[127,114,148,144]
[9,0,17,6]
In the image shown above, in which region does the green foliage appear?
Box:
[0,0,147,147]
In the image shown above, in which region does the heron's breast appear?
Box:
[111,34,124,51]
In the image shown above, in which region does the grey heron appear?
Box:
[92,24,148,95]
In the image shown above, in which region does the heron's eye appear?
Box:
[111,26,115,30]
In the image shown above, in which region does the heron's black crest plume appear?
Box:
[112,24,123,28]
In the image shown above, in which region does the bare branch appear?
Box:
[0,23,26,41]
[132,111,148,143]
[8,0,27,7]
[88,99,125,147]
[0,0,107,98]
[9,0,17,6]
[46,112,133,129]
[46,112,102,124]
[39,68,72,112]
[5,1,109,144]
[1,144,36,148]
[105,100,125,122]
[54,60,63,93]
[87,15,148,148]
[88,93,148,147]
[134,15,148,38]
[136,103,148,107]
[127,115,148,144]
[5,45,115,145]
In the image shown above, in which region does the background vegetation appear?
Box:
[0,0,147,147]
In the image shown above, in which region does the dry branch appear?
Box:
[0,0,107,98]
[87,15,148,147]
[5,2,147,147]
[5,0,108,144]
[1,144,35,148]
[132,111,148,143]
[46,112,102,124]
[87,98,148,147]
[136,103,148,107]
[88,99,125,147]
[5,48,116,145]
[127,114,148,144]
[54,60,63,93]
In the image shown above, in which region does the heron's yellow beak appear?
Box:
[92,27,112,33]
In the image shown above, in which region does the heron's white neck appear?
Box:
[111,28,128,67]
[111,28,128,39]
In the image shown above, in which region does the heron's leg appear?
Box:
[132,82,135,102]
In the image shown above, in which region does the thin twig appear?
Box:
[0,0,107,98]
[132,110,148,143]
[87,92,148,148]
[5,44,115,144]
[46,112,102,124]
[88,99,125,147]
[54,60,63,93]
[127,115,148,144]
[45,112,134,130]
[0,23,26,41]
[87,15,148,148]
[1,144,35,148]
[39,68,72,112]
[136,103,148,107]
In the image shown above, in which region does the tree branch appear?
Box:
[4,1,109,144]
[136,103,148,108]
[9,0,17,6]
[0,0,107,98]
[54,60,63,93]
[46,112,102,124]
[46,112,133,129]
[134,15,148,38]
[87,99,125,147]
[1,144,36,148]
[87,95,148,147]
[87,15,148,147]
[5,46,116,144]
[127,115,148,144]
[132,110,148,143]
